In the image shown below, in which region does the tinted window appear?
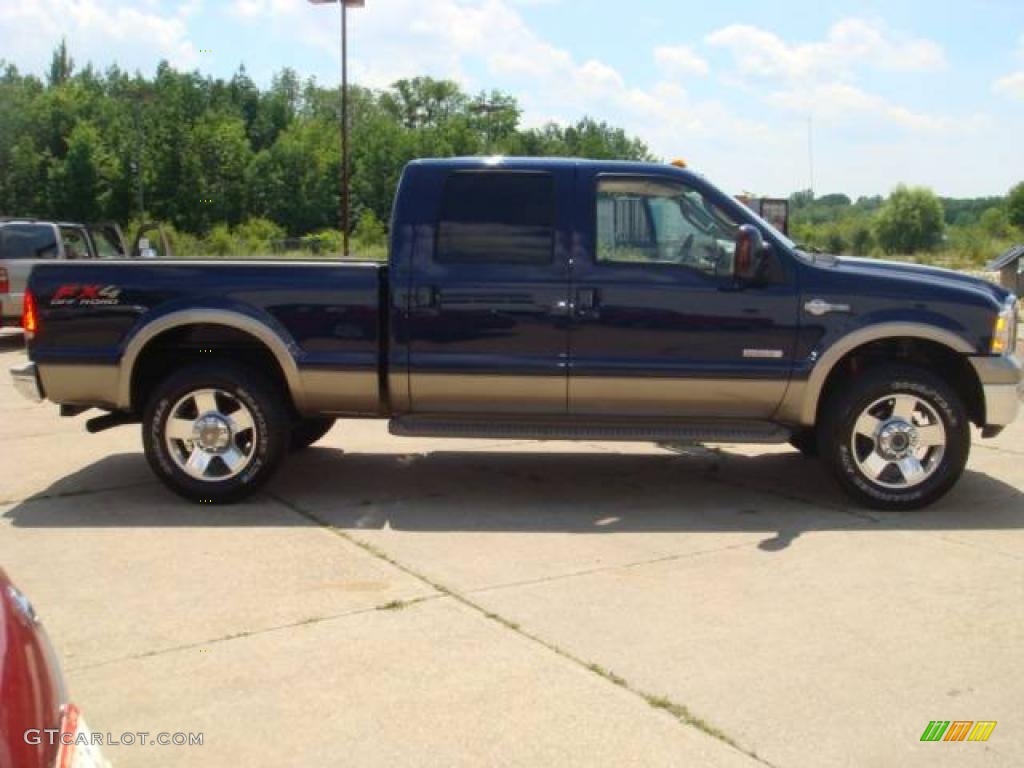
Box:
[437,172,554,265]
[0,224,59,260]
[596,177,739,278]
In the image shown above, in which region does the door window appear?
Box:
[596,177,739,278]
[437,172,554,265]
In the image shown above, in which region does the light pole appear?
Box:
[308,0,364,258]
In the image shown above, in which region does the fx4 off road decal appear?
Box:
[51,284,123,306]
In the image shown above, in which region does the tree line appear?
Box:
[790,182,1024,267]
[0,42,650,254]
[2,43,1021,264]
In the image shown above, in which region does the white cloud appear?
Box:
[992,34,1024,100]
[654,45,709,77]
[707,18,945,82]
[0,0,197,72]
[767,83,990,134]
[994,71,1024,100]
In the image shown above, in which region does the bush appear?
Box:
[875,185,944,254]
[203,224,237,257]
[353,210,387,249]
[302,229,342,255]
[234,217,285,254]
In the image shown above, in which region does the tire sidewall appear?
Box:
[144,364,286,503]
[826,369,969,510]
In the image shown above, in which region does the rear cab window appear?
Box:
[59,226,92,260]
[0,224,59,260]
[437,172,555,265]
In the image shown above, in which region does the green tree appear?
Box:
[1007,182,1024,231]
[48,121,115,220]
[48,39,74,87]
[874,185,945,254]
[979,206,1011,238]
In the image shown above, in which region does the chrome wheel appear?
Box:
[850,394,947,489]
[164,388,257,481]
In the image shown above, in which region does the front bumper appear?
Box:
[971,354,1023,428]
[10,361,44,403]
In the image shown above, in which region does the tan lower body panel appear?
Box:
[38,364,120,408]
[569,376,788,419]
[298,369,380,415]
[410,373,566,414]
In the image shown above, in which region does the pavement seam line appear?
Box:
[65,594,443,673]
[925,531,1024,562]
[267,491,775,767]
[468,539,759,597]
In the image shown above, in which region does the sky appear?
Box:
[2,0,1024,198]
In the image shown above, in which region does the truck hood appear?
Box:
[825,255,1012,305]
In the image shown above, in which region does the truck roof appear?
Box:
[0,217,85,228]
[409,156,699,181]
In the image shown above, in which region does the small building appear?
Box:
[986,244,1024,294]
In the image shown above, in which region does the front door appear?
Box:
[568,171,799,418]
[407,169,572,413]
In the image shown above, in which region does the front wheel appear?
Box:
[143,362,290,504]
[819,365,970,511]
[290,417,336,452]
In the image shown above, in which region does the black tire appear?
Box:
[143,361,290,504]
[818,364,969,511]
[788,429,819,458]
[290,417,336,452]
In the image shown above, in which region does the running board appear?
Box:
[389,416,791,444]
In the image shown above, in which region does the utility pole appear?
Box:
[308,0,364,258]
[807,116,815,199]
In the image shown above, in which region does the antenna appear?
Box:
[807,116,815,198]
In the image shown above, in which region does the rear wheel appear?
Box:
[819,365,969,511]
[290,417,336,452]
[143,362,290,504]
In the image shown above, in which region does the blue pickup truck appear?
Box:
[10,157,1022,509]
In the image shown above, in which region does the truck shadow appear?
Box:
[0,332,25,350]
[4,447,1023,551]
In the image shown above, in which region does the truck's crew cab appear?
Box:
[10,158,1022,509]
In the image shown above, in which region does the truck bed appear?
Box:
[26,258,386,416]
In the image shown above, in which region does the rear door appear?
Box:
[406,168,572,413]
[0,223,60,321]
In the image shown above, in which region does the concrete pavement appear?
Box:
[1,331,1021,767]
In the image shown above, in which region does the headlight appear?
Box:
[991,299,1018,355]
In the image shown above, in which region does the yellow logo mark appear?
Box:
[968,722,997,742]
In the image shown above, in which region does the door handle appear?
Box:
[414,285,438,309]
[576,287,598,314]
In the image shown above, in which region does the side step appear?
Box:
[389,415,791,444]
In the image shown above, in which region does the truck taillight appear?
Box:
[0,267,8,293]
[22,289,39,335]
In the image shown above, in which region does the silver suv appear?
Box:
[0,220,128,326]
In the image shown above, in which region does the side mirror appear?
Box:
[733,224,770,282]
